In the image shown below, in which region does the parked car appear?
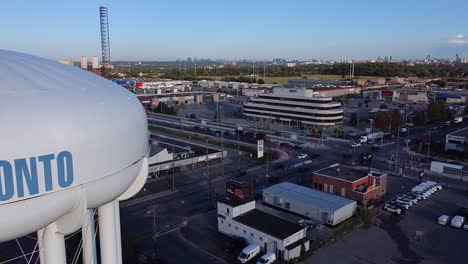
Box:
[350,142,361,148]
[438,215,451,225]
[388,201,408,211]
[392,200,410,209]
[396,197,413,206]
[238,244,261,263]
[384,204,402,215]
[451,215,465,228]
[256,252,276,264]
[297,153,308,159]
[400,194,418,204]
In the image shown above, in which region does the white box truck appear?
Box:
[359,132,383,143]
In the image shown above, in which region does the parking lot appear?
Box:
[306,177,468,264]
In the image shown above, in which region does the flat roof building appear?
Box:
[243,87,343,128]
[445,127,468,152]
[262,182,356,226]
[217,199,309,261]
[148,133,226,178]
[313,164,387,206]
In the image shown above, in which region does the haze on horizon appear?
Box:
[1,0,468,61]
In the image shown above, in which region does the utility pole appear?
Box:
[265,154,269,179]
[426,132,431,163]
[172,144,175,191]
[206,138,211,200]
[237,129,241,172]
[418,140,422,163]
[221,133,224,179]
[396,127,400,171]
[263,63,266,80]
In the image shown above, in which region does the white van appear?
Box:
[256,252,276,264]
[438,215,451,225]
[451,215,465,228]
[238,244,260,263]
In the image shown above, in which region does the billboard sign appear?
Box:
[257,140,264,158]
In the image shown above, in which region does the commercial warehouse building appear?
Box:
[312,164,387,206]
[262,182,356,226]
[445,127,468,152]
[148,134,226,178]
[217,199,309,261]
[243,87,343,128]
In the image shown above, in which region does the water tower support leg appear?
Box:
[37,229,45,264]
[82,209,97,264]
[42,223,66,264]
[98,200,122,264]
[115,201,123,264]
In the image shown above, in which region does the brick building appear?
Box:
[312,164,387,206]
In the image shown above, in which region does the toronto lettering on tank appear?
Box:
[0,151,74,201]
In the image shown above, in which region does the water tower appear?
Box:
[0,49,150,264]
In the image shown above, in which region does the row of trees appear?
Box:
[412,101,452,125]
[152,63,468,80]
[373,109,402,130]
[367,101,452,130]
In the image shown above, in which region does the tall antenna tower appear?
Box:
[99,6,111,77]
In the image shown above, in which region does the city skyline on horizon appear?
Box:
[2,0,468,61]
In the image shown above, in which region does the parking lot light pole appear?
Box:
[172,144,175,191]
[221,133,224,179]
[425,131,431,164]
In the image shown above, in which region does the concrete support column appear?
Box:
[98,200,122,264]
[43,223,66,264]
[82,209,97,264]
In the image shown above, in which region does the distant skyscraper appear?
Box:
[426,55,431,61]
[91,56,99,69]
[389,56,393,62]
[455,53,462,64]
[81,56,88,69]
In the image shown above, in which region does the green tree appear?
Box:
[374,111,391,130]
[257,79,265,84]
[390,109,402,128]
[427,101,451,122]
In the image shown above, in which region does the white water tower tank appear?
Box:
[0,50,149,263]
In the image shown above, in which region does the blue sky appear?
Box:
[2,0,468,61]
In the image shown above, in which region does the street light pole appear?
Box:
[237,129,241,172]
[206,138,211,200]
[172,144,175,191]
[221,133,225,179]
[426,131,431,163]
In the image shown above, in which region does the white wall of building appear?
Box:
[217,201,307,260]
